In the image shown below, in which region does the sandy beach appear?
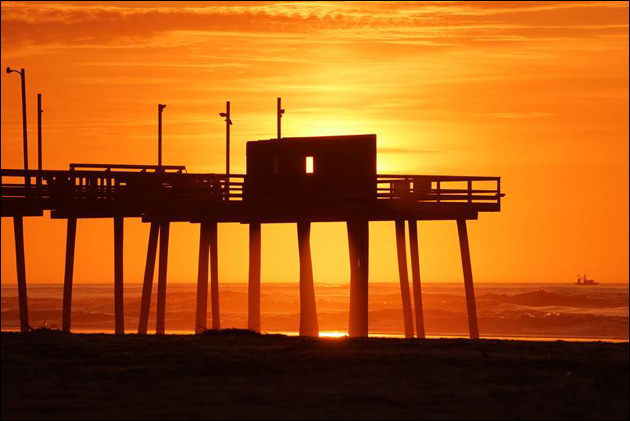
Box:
[1,330,628,420]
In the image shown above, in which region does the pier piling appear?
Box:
[297,221,319,337]
[156,222,170,334]
[457,219,479,339]
[195,222,211,333]
[347,219,369,338]
[395,220,415,338]
[209,221,220,330]
[113,216,124,334]
[138,222,159,334]
[248,222,262,332]
[62,217,77,333]
[13,216,29,332]
[408,220,425,338]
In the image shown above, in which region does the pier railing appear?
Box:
[377,175,502,205]
[2,169,501,207]
[0,168,246,202]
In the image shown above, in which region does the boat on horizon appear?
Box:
[575,274,599,286]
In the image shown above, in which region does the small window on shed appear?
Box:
[305,156,314,174]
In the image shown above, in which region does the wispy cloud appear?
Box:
[1,1,627,51]
[378,147,448,155]
[477,112,553,119]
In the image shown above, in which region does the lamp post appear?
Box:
[158,104,166,168]
[277,97,285,140]
[6,67,29,187]
[219,101,232,177]
[37,93,43,186]
[219,101,232,199]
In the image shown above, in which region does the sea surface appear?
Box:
[2,282,628,340]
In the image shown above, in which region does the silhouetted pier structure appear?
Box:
[1,134,502,338]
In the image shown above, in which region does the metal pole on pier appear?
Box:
[277,97,284,140]
[219,102,232,199]
[6,67,30,187]
[158,104,166,167]
[37,93,43,186]
[219,101,232,177]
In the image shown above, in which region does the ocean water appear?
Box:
[1,282,628,340]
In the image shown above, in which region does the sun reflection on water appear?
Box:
[318,331,348,338]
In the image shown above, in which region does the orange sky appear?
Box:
[1,1,628,285]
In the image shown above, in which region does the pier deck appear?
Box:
[1,165,501,222]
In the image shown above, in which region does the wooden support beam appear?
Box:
[457,219,479,339]
[62,217,77,333]
[248,222,262,332]
[347,219,369,338]
[209,221,220,330]
[113,216,124,335]
[13,216,29,332]
[156,221,170,335]
[138,222,159,334]
[195,222,211,333]
[395,220,414,338]
[297,221,319,337]
[407,220,426,339]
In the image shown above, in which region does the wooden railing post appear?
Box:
[497,178,501,207]
[436,180,441,203]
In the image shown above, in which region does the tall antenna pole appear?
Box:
[158,104,166,167]
[277,97,285,140]
[37,93,43,186]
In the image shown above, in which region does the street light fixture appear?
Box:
[6,67,30,186]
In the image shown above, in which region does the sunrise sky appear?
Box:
[1,1,628,286]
